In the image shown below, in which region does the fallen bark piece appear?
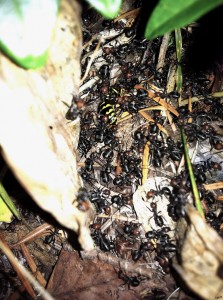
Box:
[47,249,168,300]
[0,0,94,251]
[173,205,223,300]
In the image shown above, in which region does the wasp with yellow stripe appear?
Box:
[98,88,120,125]
[98,102,117,125]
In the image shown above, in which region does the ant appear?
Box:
[91,230,115,252]
[76,187,91,212]
[111,194,132,210]
[145,226,171,239]
[118,270,143,288]
[79,169,97,186]
[131,241,155,261]
[123,222,140,237]
[143,288,166,300]
[44,228,62,247]
[200,190,215,207]
[198,158,223,174]
[146,186,171,200]
[149,202,165,227]
[65,96,85,121]
[90,188,110,213]
[144,227,176,256]
[78,133,92,157]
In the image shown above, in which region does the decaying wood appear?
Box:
[173,205,223,300]
[0,0,94,251]
[81,249,157,279]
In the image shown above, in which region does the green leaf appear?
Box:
[0,0,60,69]
[0,197,13,223]
[0,183,21,221]
[145,0,223,40]
[86,0,122,19]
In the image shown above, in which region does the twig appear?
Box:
[188,96,193,123]
[0,235,36,299]
[203,181,223,190]
[0,237,55,300]
[142,142,150,184]
[156,33,170,71]
[114,8,141,21]
[80,38,102,84]
[79,76,99,93]
[12,223,53,248]
[166,60,177,93]
[83,34,98,50]
[165,110,177,132]
[138,110,169,136]
[135,85,179,117]
[19,239,47,287]
[176,155,185,175]
[180,91,223,106]
[97,213,139,222]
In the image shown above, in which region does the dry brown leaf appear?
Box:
[0,0,94,251]
[173,205,223,300]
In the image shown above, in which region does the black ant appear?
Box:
[199,158,223,174]
[123,223,140,237]
[149,202,165,227]
[65,96,85,121]
[44,228,61,246]
[143,288,166,300]
[146,186,171,200]
[89,188,110,213]
[91,230,115,252]
[79,169,97,186]
[131,241,155,261]
[118,270,143,288]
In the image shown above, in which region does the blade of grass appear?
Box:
[181,129,205,219]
